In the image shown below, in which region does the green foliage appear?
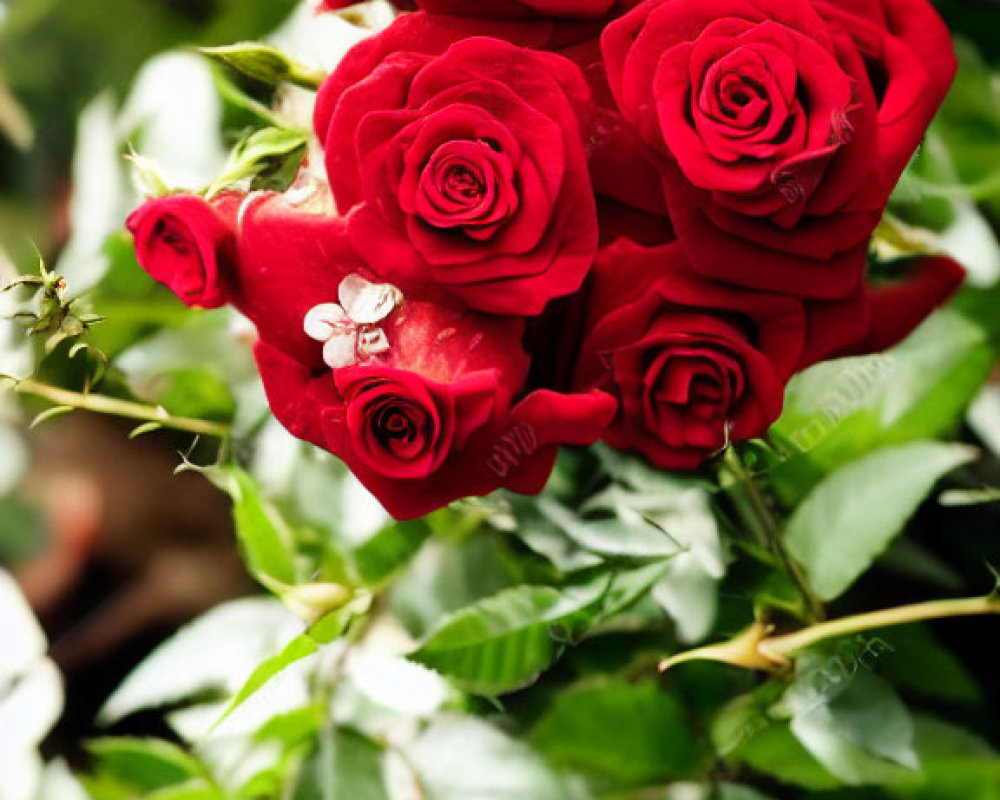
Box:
[83,738,210,799]
[349,518,432,588]
[205,126,308,198]
[406,715,579,800]
[200,43,326,90]
[784,442,977,600]
[214,593,370,728]
[786,667,918,785]
[155,368,235,422]
[95,598,280,721]
[292,727,390,800]
[768,311,994,505]
[219,465,300,586]
[530,680,703,786]
[409,563,671,696]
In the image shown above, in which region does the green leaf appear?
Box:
[200,43,327,90]
[874,625,981,703]
[389,534,516,641]
[789,666,918,772]
[206,126,308,197]
[530,680,702,786]
[330,729,390,800]
[883,714,1000,798]
[129,421,165,439]
[218,636,318,726]
[214,595,369,728]
[409,563,669,695]
[538,497,681,561]
[99,598,296,725]
[293,727,390,800]
[147,782,225,800]
[254,705,324,749]
[350,518,432,588]
[784,442,976,601]
[86,738,204,794]
[714,785,778,800]
[156,367,235,422]
[408,715,576,800]
[731,720,841,790]
[220,466,298,585]
[0,496,47,565]
[770,310,995,502]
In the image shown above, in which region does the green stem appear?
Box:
[762,595,1000,661]
[7,377,230,439]
[723,449,824,621]
[661,593,1000,674]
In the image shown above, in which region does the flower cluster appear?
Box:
[129,0,962,518]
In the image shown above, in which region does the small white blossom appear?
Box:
[304,274,403,369]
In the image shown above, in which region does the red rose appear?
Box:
[574,239,805,468]
[222,192,531,377]
[319,0,416,9]
[127,194,240,309]
[335,367,499,480]
[201,191,614,518]
[602,0,957,299]
[257,342,615,519]
[851,254,966,355]
[406,0,623,17]
[317,35,599,315]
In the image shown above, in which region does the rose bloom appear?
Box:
[319,0,416,9]
[316,35,599,316]
[126,194,240,308]
[321,0,633,16]
[602,0,957,300]
[574,239,807,468]
[399,0,623,17]
[131,190,614,519]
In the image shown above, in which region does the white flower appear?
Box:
[304,274,403,369]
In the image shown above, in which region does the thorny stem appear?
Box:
[5,376,230,439]
[660,593,1000,674]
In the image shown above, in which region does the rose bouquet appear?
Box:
[8,0,1000,795]
[129,0,962,519]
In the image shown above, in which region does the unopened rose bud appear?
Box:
[281,582,354,625]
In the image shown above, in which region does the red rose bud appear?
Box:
[126,194,241,308]
[601,0,957,300]
[317,35,599,316]
[575,239,806,469]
